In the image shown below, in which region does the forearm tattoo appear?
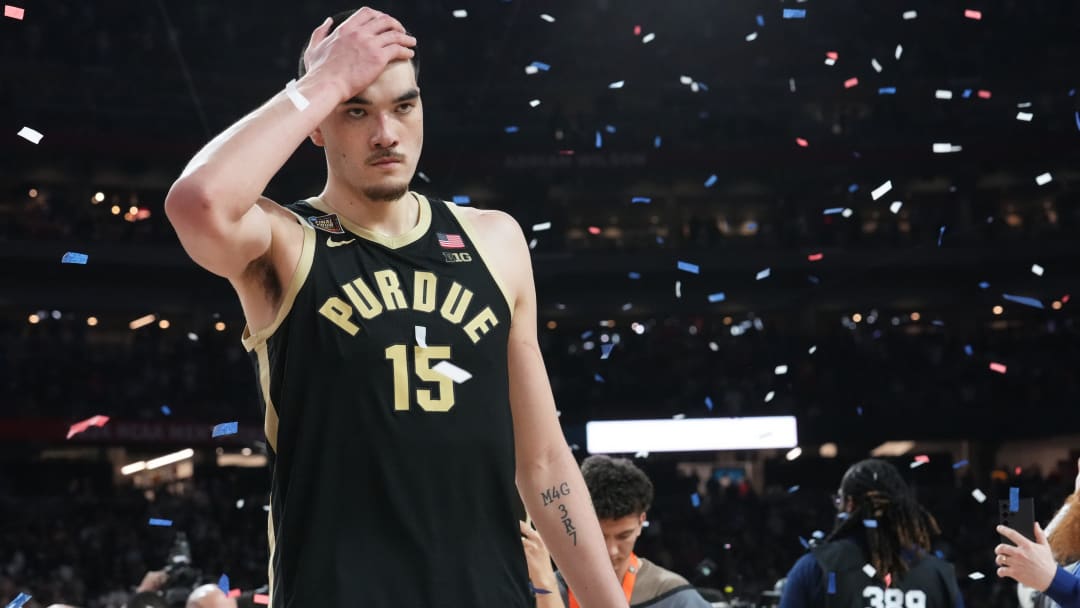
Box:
[558,504,578,545]
[539,482,577,545]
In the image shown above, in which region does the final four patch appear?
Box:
[307,214,345,235]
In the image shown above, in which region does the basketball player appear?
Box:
[164,7,627,608]
[779,459,964,608]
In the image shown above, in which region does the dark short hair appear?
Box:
[298,9,419,81]
[581,455,654,520]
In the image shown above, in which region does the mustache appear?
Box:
[367,151,405,165]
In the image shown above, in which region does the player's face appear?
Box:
[313,60,423,203]
[598,512,646,579]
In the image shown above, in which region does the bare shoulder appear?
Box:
[453,205,531,312]
[458,206,526,246]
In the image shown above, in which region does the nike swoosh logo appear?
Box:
[326,237,356,248]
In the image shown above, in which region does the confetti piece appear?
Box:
[704,174,718,188]
[587,226,601,235]
[690,492,701,507]
[848,183,860,193]
[504,125,519,133]
[989,362,1007,374]
[529,99,541,108]
[932,143,962,153]
[938,225,946,247]
[844,77,859,89]
[972,489,987,503]
[66,415,110,439]
[61,251,89,264]
[795,137,809,147]
[213,421,239,437]
[415,326,428,348]
[677,261,699,274]
[935,89,954,100]
[824,207,845,215]
[707,292,726,303]
[799,536,810,549]
[1002,294,1044,309]
[774,365,789,375]
[642,33,656,44]
[161,405,172,415]
[782,8,806,19]
[789,78,797,92]
[433,361,472,383]
[595,132,603,148]
[600,344,614,359]
[788,485,800,493]
[745,32,758,42]
[964,345,973,356]
[809,345,817,354]
[417,171,430,183]
[1032,264,1045,276]
[979,281,990,289]
[219,574,230,594]
[808,252,823,262]
[228,590,241,599]
[902,10,918,19]
[452,9,467,18]
[756,14,765,26]
[653,135,662,148]
[962,89,973,99]
[628,272,641,280]
[524,65,539,75]
[149,518,173,527]
[878,87,896,95]
[452,195,471,205]
[1035,172,1052,186]
[1009,487,1019,512]
[953,460,969,469]
[253,594,270,605]
[539,14,555,23]
[863,519,878,528]
[764,391,776,403]
[915,454,930,464]
[5,593,31,608]
[529,61,551,72]
[964,9,982,20]
[594,373,605,383]
[631,196,651,204]
[284,79,310,111]
[1017,112,1033,122]
[529,582,552,595]
[968,572,986,581]
[1075,111,1080,131]
[895,44,904,59]
[756,268,771,280]
[4,4,24,19]
[885,574,892,588]
[889,202,903,214]
[17,126,43,144]
[704,397,714,411]
[978,90,992,99]
[871,58,883,73]
[827,572,836,594]
[863,564,877,578]
[236,499,245,508]
[608,80,625,89]
[870,180,893,201]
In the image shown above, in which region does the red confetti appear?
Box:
[915,454,930,463]
[66,415,110,439]
[826,51,839,60]
[1063,294,1071,304]
[587,226,601,235]
[796,137,809,147]
[964,9,982,20]
[633,25,641,36]
[844,77,859,89]
[989,362,1007,374]
[977,89,991,99]
[4,4,24,19]
[885,573,892,588]
[808,253,823,262]
[253,594,270,605]
[1015,466,1023,476]
[228,590,241,598]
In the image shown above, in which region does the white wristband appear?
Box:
[284,79,310,111]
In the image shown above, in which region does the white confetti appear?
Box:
[17,126,43,144]
[764,391,776,403]
[690,82,700,93]
[871,180,893,201]
[673,413,686,420]
[528,238,537,250]
[608,80,625,89]
[1035,172,1052,186]
[524,65,539,75]
[775,365,789,375]
[745,32,758,42]
[432,361,472,384]
[452,9,468,18]
[935,89,953,100]
[236,499,245,509]
[529,99,541,108]
[871,58,883,73]
[862,564,877,578]
[841,208,854,218]
[642,33,656,44]
[539,13,555,23]
[969,572,986,581]
[532,221,552,232]
[895,44,903,60]
[902,10,918,19]
[789,78,797,92]
[756,268,771,280]
[1016,112,1033,122]
[634,451,649,458]
[415,325,428,348]
[890,201,903,214]
[932,143,962,154]
[971,489,987,503]
[675,281,682,299]
[284,79,310,111]
[808,345,817,354]
[1032,264,1045,276]
[679,75,693,85]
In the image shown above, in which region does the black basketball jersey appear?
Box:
[241,193,531,608]
[812,539,961,608]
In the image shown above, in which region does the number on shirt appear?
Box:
[384,344,456,412]
[862,587,927,608]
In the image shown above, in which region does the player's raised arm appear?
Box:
[164,9,415,279]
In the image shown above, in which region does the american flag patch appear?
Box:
[437,232,465,249]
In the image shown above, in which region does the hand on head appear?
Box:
[996,523,1057,592]
[303,7,416,102]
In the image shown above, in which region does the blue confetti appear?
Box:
[938,225,946,247]
[824,207,845,215]
[856,406,864,416]
[878,87,897,95]
[932,320,945,327]
[953,460,969,470]
[605,125,616,134]
[863,519,878,528]
[934,550,945,559]
[827,572,837,594]
[594,373,605,383]
[581,330,594,340]
[807,275,820,285]
[962,89,973,98]
[848,184,860,193]
[1075,111,1080,131]
[677,261,700,274]
[838,512,850,520]
[595,131,602,149]
[1002,294,1044,309]
[631,196,652,204]
[691,492,701,507]
[212,421,238,438]
[218,574,230,594]
[529,61,551,72]
[161,405,172,415]
[782,8,806,19]
[654,135,662,148]
[149,518,173,527]
[504,125,519,133]
[788,485,800,493]
[979,281,991,289]
[529,581,552,595]
[704,174,718,188]
[964,345,973,356]
[704,397,714,411]
[1009,487,1019,512]
[628,272,641,280]
[756,14,765,26]
[799,536,810,549]
[708,292,726,303]
[697,82,709,92]
[600,344,614,359]
[452,195,471,205]
[5,593,31,608]
[62,251,88,264]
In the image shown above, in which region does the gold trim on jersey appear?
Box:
[443,201,516,318]
[305,192,432,250]
[254,343,279,452]
[241,208,317,351]
[267,500,276,606]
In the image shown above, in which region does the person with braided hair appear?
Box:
[779,459,964,608]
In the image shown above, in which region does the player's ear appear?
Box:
[309,126,326,147]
